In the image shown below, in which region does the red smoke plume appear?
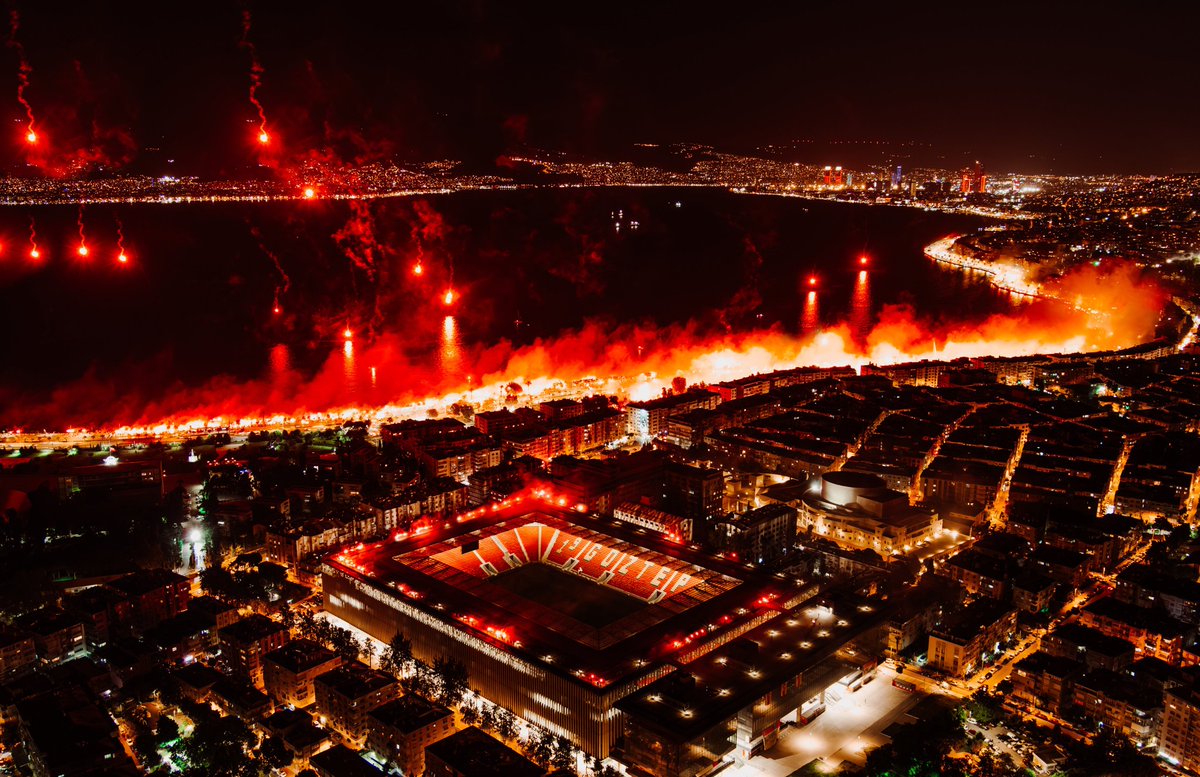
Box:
[333,199,381,281]
[248,224,291,307]
[0,256,1169,434]
[240,11,268,139]
[7,11,35,140]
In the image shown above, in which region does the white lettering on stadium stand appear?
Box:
[426,521,713,605]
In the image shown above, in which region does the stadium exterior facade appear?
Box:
[322,495,783,758]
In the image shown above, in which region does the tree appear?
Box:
[330,625,361,663]
[199,566,244,603]
[382,632,412,677]
[257,561,287,587]
[478,704,496,732]
[494,707,518,741]
[181,715,256,776]
[524,727,553,767]
[460,704,479,727]
[155,716,180,746]
[1063,728,1161,777]
[404,660,437,699]
[550,734,576,770]
[133,733,160,770]
[433,656,469,706]
[965,690,1001,726]
[276,602,296,631]
[259,736,294,770]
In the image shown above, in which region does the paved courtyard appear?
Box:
[727,667,924,776]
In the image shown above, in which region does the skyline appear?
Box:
[0,3,1196,176]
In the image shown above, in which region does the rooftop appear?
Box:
[425,726,543,777]
[309,744,385,777]
[617,590,882,737]
[219,613,288,645]
[316,664,396,700]
[108,567,189,597]
[368,694,453,734]
[264,638,341,674]
[1049,623,1135,658]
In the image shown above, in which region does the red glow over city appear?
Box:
[0,241,1171,434]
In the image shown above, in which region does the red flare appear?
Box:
[115,216,127,264]
[258,131,269,145]
[413,262,423,276]
[343,327,353,340]
[27,216,38,259]
[443,289,456,305]
[303,186,315,199]
[808,276,818,287]
[75,205,88,258]
[24,129,36,144]
[859,255,869,266]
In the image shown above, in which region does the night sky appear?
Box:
[7,2,1199,176]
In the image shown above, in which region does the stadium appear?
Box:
[322,491,789,757]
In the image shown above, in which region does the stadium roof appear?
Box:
[324,493,793,693]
